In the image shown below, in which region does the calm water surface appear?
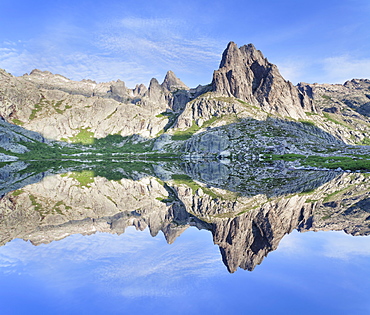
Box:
[1,229,370,314]
[0,161,370,314]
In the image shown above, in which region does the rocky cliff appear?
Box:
[0,68,190,140]
[296,79,370,143]
[0,117,47,158]
[212,42,314,119]
[1,42,370,146]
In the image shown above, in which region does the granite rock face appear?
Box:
[0,117,45,154]
[161,70,188,92]
[182,116,363,160]
[0,68,190,140]
[212,42,315,119]
[1,42,370,146]
[295,79,370,143]
[301,79,370,117]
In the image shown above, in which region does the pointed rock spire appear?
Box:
[219,41,243,68]
[161,70,188,92]
[133,83,147,97]
[212,42,314,119]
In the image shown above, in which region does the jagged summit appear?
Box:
[1,41,370,144]
[161,70,188,92]
[219,42,265,68]
[29,69,53,76]
[213,41,315,119]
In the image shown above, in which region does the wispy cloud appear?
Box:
[321,54,370,83]
[275,59,307,84]
[273,54,370,85]
[0,41,155,87]
[0,16,223,87]
[279,230,370,260]
[321,232,370,260]
[0,227,223,298]
[97,17,222,73]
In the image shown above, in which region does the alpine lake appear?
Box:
[1,153,370,315]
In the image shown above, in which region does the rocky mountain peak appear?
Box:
[133,83,147,97]
[240,43,266,64]
[29,69,53,76]
[219,41,242,68]
[212,42,314,118]
[146,77,165,104]
[148,77,162,91]
[219,42,266,69]
[161,70,188,92]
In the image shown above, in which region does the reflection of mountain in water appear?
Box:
[1,161,370,273]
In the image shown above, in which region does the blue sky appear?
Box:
[1,228,370,314]
[0,0,369,87]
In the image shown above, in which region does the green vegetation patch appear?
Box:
[68,170,95,187]
[323,185,355,203]
[172,122,201,140]
[236,99,260,110]
[305,112,318,116]
[12,189,24,196]
[171,174,219,199]
[69,128,95,144]
[298,119,315,126]
[105,109,117,120]
[29,194,42,212]
[323,113,353,129]
[29,102,44,120]
[30,99,70,120]
[172,116,221,141]
[94,134,156,153]
[359,137,370,146]
[12,119,25,126]
[52,201,66,215]
[213,96,237,103]
[321,95,332,100]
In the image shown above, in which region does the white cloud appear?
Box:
[321,232,370,259]
[0,18,223,87]
[0,43,155,87]
[0,227,222,298]
[97,17,222,74]
[275,59,307,84]
[278,230,370,260]
[321,55,370,83]
[272,54,370,85]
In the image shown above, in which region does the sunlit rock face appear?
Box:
[0,68,190,140]
[1,43,370,145]
[1,163,370,273]
[211,42,314,119]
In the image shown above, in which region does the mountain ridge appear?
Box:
[1,42,370,163]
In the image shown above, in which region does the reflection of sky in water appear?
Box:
[1,228,370,314]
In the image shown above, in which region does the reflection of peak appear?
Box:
[1,169,370,273]
[211,173,370,272]
[213,197,313,272]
